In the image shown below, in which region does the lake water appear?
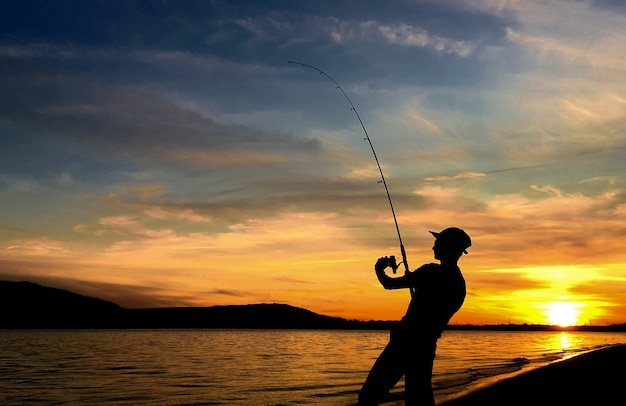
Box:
[1,329,624,405]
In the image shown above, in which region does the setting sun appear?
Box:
[545,302,580,327]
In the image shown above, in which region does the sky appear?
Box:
[1,0,626,326]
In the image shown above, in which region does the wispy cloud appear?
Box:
[376,23,477,57]
[424,172,486,182]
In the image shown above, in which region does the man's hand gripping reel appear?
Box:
[379,255,401,274]
[389,242,410,274]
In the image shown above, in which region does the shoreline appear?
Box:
[438,343,626,405]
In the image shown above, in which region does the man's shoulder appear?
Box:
[415,263,440,273]
[413,263,463,280]
[413,263,441,277]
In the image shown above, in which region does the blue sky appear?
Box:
[1,0,626,324]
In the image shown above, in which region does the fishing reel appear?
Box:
[378,255,401,274]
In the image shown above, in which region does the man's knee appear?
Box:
[358,378,386,405]
[357,392,377,406]
[404,376,434,406]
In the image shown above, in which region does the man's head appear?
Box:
[429,227,471,259]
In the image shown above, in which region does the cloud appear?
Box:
[314,17,482,58]
[570,273,626,303]
[405,109,443,135]
[207,288,247,298]
[112,184,170,201]
[424,172,486,182]
[0,43,82,59]
[376,23,477,57]
[560,93,626,127]
[507,4,626,73]
[145,207,212,223]
[98,215,140,228]
[468,269,551,292]
[4,238,73,257]
[0,55,320,158]
[0,55,329,220]
[0,174,40,192]
[165,149,289,166]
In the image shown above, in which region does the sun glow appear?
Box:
[545,301,580,327]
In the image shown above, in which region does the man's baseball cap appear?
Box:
[429,227,472,254]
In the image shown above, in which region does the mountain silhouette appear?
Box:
[128,304,359,329]
[0,280,392,329]
[1,280,124,328]
[5,281,624,331]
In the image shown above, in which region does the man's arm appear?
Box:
[374,257,413,290]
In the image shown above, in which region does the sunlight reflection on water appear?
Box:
[0,329,623,405]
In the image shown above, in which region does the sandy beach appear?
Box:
[439,343,626,406]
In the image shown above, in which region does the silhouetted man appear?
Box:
[358,227,471,406]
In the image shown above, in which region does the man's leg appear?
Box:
[404,345,436,406]
[358,341,404,405]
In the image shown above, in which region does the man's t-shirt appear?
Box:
[401,263,466,340]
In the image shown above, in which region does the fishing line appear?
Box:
[288,61,409,275]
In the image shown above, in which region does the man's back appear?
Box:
[403,263,466,338]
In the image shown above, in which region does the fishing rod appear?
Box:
[288,61,409,275]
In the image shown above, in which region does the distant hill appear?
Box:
[0,280,125,328]
[126,304,369,329]
[3,281,625,331]
[0,281,393,329]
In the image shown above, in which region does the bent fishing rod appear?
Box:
[288,61,409,275]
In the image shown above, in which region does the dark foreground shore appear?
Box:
[439,343,626,406]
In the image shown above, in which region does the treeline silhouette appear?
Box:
[2,281,626,331]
